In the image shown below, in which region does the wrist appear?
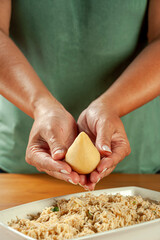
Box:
[97,92,122,117]
[32,91,62,119]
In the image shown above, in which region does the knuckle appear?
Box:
[49,135,56,145]
[25,150,32,164]
[78,114,87,128]
[99,136,109,143]
[86,107,94,117]
[25,145,37,165]
[125,141,131,156]
[45,124,53,132]
[49,138,64,152]
[98,118,114,134]
[98,117,107,126]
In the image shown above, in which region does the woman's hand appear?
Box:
[77,96,131,190]
[25,96,81,185]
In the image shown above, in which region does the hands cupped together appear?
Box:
[25,96,131,191]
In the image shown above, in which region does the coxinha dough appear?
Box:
[65,132,100,174]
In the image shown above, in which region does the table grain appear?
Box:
[0,173,160,210]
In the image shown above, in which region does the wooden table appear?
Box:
[0,173,160,211]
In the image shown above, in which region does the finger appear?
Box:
[97,139,131,173]
[100,165,116,179]
[77,113,96,143]
[80,173,96,190]
[40,129,67,160]
[83,181,96,191]
[79,174,87,186]
[44,170,79,184]
[96,157,113,173]
[90,165,116,183]
[95,120,113,156]
[90,170,101,183]
[68,171,80,184]
[26,148,72,173]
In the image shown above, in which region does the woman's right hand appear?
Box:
[25,96,81,185]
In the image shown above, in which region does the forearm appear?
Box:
[0,30,56,118]
[101,38,160,117]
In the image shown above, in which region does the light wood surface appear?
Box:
[0,173,160,211]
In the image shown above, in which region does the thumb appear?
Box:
[95,123,113,156]
[46,134,67,160]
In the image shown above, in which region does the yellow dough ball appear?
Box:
[65,132,100,174]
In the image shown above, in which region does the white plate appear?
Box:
[0,186,160,240]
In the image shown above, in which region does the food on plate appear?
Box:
[8,193,160,240]
[65,132,100,174]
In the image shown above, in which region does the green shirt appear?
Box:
[0,0,160,173]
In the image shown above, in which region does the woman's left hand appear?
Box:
[77,96,131,191]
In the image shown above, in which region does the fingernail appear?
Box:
[84,185,89,191]
[101,168,108,174]
[68,179,77,185]
[79,183,83,187]
[96,178,101,183]
[60,169,70,174]
[53,149,64,156]
[102,145,112,153]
